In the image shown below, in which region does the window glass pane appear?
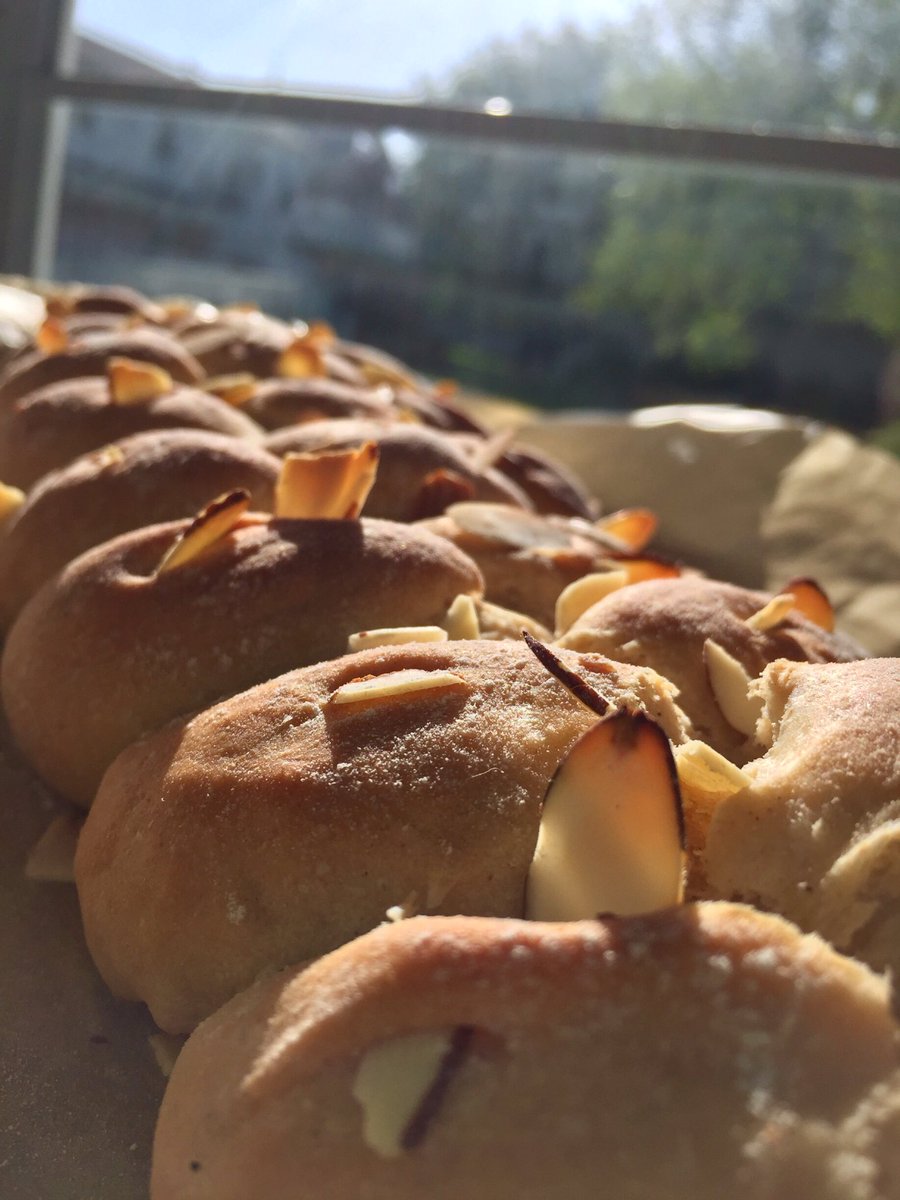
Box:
[71,0,900,137]
[54,101,899,430]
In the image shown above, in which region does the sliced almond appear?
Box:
[0,482,25,524]
[384,892,419,923]
[36,316,68,354]
[277,337,325,379]
[523,632,610,719]
[595,508,657,553]
[275,444,379,520]
[330,669,467,706]
[526,710,684,921]
[148,1033,186,1079]
[446,502,571,551]
[443,594,480,641]
[744,593,796,632]
[25,811,83,882]
[202,372,257,406]
[412,469,476,520]
[466,428,516,474]
[156,489,251,574]
[674,740,750,800]
[89,444,125,471]
[703,639,763,737]
[107,356,173,404]
[358,357,417,390]
[353,1027,472,1157]
[476,599,549,642]
[432,379,458,401]
[554,571,628,635]
[615,556,681,584]
[784,576,835,632]
[348,626,448,652]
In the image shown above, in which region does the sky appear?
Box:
[74,0,632,95]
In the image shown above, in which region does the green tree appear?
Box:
[408,0,899,412]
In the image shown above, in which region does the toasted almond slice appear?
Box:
[25,811,83,882]
[305,320,337,350]
[466,428,516,474]
[107,356,173,404]
[36,316,68,354]
[156,490,251,574]
[476,599,549,642]
[446,502,571,550]
[443,594,480,640]
[595,508,657,553]
[222,301,260,314]
[554,571,628,636]
[784,576,835,632]
[348,626,448,652]
[148,1033,186,1079]
[412,469,475,520]
[330,669,467,706]
[202,372,257,406]
[353,1027,472,1158]
[0,482,25,523]
[523,632,610,719]
[744,593,796,632]
[277,338,325,379]
[674,740,750,799]
[90,444,126,470]
[358,357,418,390]
[616,556,681,584]
[275,443,379,520]
[703,639,763,737]
[526,710,684,921]
[432,379,458,400]
[384,892,419,923]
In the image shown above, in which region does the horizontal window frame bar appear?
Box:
[42,74,900,184]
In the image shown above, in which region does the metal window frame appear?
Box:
[1,0,898,279]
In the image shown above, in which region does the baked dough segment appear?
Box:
[0,374,264,489]
[150,905,899,1200]
[0,326,204,407]
[1,516,483,807]
[74,639,689,1031]
[704,658,900,977]
[558,575,864,762]
[0,429,281,631]
[265,419,529,521]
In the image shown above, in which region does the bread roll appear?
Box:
[266,420,529,520]
[241,377,394,430]
[558,575,864,761]
[2,515,483,806]
[75,638,688,1030]
[705,657,900,978]
[0,430,281,631]
[0,375,263,488]
[0,327,203,406]
[151,905,900,1199]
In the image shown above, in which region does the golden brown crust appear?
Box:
[0,430,282,631]
[419,510,617,629]
[242,377,395,430]
[151,905,899,1200]
[1,517,483,807]
[0,376,264,488]
[559,575,864,761]
[265,420,529,520]
[704,658,900,977]
[0,328,204,406]
[75,639,689,1030]
[177,311,294,378]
